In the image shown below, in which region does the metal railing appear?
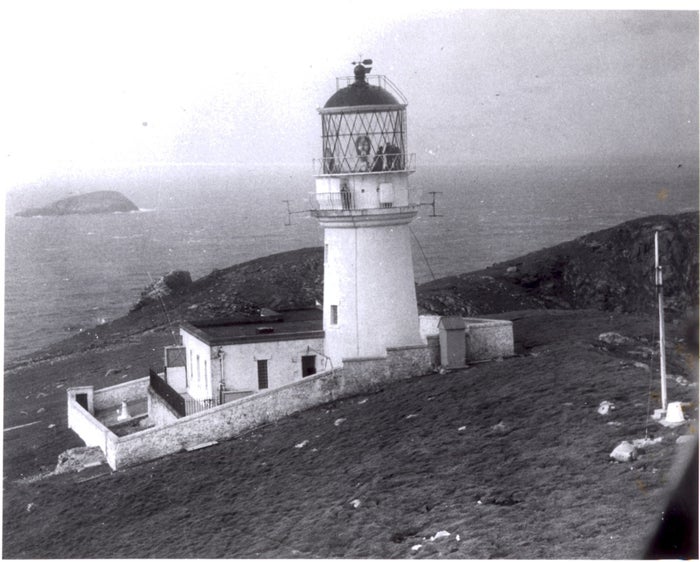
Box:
[313,153,415,176]
[184,397,216,416]
[334,74,408,104]
[149,369,186,417]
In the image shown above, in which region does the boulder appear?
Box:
[610,441,638,462]
[131,270,192,311]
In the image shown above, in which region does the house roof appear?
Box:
[180,308,324,346]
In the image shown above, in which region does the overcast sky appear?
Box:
[1,3,698,189]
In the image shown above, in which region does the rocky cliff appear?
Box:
[16,190,139,217]
[22,212,697,364]
[418,212,698,316]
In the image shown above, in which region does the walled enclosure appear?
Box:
[70,344,435,470]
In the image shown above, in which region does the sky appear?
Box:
[1,2,698,190]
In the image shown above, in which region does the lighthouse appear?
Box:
[313,61,423,368]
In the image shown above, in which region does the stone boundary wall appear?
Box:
[101,344,435,470]
[147,387,180,427]
[93,377,150,410]
[465,319,514,361]
[66,397,115,456]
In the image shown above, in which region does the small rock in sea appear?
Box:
[458,426,466,432]
[294,440,309,449]
[26,503,36,513]
[349,499,361,508]
[405,414,419,420]
[610,441,637,462]
[334,418,346,426]
[357,398,368,405]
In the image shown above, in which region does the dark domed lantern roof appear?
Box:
[324,64,400,108]
[316,60,411,175]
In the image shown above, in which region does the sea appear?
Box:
[4,158,698,363]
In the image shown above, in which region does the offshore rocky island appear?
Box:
[15,190,139,217]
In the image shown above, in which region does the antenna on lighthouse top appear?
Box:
[351,57,373,82]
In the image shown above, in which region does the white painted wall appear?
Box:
[324,221,422,366]
[180,331,213,401]
[220,337,326,392]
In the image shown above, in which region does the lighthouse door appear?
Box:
[301,355,317,377]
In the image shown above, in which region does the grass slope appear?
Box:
[3,309,698,558]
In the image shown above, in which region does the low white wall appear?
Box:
[148,387,180,427]
[105,344,435,469]
[67,396,112,456]
[465,319,514,361]
[93,377,150,410]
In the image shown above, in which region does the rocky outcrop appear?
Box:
[419,212,698,316]
[131,270,193,312]
[16,191,139,217]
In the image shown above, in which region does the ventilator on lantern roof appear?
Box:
[317,60,412,175]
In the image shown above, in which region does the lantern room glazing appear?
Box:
[316,63,414,176]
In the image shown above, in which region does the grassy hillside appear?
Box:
[3,212,698,558]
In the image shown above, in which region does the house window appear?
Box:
[204,360,208,391]
[197,354,201,383]
[324,243,328,264]
[257,360,269,390]
[330,304,338,325]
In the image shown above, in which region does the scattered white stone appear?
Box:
[36,392,48,398]
[563,402,573,407]
[633,362,650,372]
[676,435,696,445]
[294,440,309,449]
[491,421,507,433]
[55,384,64,389]
[334,418,346,426]
[36,407,46,414]
[349,499,361,508]
[455,534,461,542]
[357,398,368,405]
[610,441,637,462]
[47,424,56,429]
[26,503,35,513]
[674,376,690,386]
[411,544,422,552]
[430,530,451,541]
[599,332,633,346]
[632,436,663,449]
[606,421,623,426]
[477,500,483,505]
[458,426,466,432]
[598,401,615,415]
[406,414,419,420]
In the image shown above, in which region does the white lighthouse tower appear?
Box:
[313,61,423,368]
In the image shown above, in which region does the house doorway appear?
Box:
[301,355,317,377]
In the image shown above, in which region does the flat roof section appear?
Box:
[181,308,324,346]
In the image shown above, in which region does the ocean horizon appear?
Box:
[4,158,698,363]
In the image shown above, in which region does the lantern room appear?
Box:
[313,61,418,216]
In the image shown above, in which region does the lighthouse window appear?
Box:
[330,305,338,325]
